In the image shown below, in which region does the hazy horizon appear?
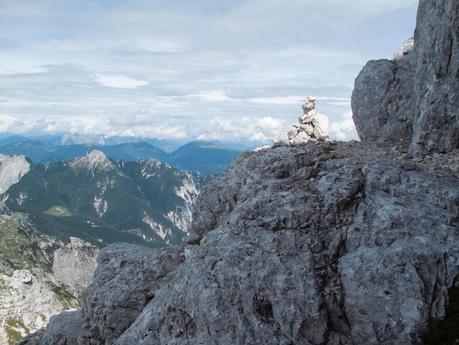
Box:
[0,0,418,143]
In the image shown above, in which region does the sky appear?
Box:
[0,0,419,143]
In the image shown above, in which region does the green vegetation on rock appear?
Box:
[5,157,206,248]
[5,317,30,345]
[49,282,80,309]
[0,215,55,272]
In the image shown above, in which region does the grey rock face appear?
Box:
[18,1,459,344]
[18,311,83,345]
[352,0,459,154]
[352,55,415,144]
[78,243,183,345]
[52,237,99,297]
[24,141,459,345]
[411,0,459,154]
[115,143,459,345]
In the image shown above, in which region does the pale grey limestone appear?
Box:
[52,237,99,297]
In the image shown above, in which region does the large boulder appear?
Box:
[352,0,459,154]
[78,243,183,345]
[18,311,83,345]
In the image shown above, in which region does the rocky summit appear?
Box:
[352,0,459,155]
[19,0,459,344]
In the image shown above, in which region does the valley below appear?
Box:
[0,146,222,344]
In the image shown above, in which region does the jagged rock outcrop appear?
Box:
[0,270,66,345]
[52,237,99,297]
[18,1,459,344]
[275,97,330,146]
[352,0,459,154]
[0,211,99,345]
[17,311,83,345]
[1,236,98,345]
[21,140,459,345]
[78,244,182,345]
[0,155,30,195]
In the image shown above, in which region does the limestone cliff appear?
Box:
[352,0,459,155]
[19,0,459,344]
[0,213,97,345]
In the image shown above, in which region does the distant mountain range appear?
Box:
[0,148,212,342]
[2,151,208,248]
[0,135,248,342]
[0,134,246,175]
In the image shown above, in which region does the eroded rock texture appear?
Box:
[21,141,459,345]
[18,0,459,344]
[352,0,459,154]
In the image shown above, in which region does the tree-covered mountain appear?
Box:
[0,138,241,175]
[3,151,206,248]
[0,150,209,343]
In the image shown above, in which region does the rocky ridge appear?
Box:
[21,140,459,345]
[19,0,459,344]
[352,0,459,154]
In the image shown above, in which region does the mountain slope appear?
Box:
[19,1,459,344]
[0,213,96,345]
[0,155,30,195]
[4,151,204,248]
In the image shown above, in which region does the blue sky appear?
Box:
[0,0,418,142]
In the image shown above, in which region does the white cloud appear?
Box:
[0,0,418,142]
[329,111,359,141]
[193,90,229,102]
[94,75,148,89]
[257,116,283,130]
[249,96,304,105]
[0,115,18,132]
[197,116,288,142]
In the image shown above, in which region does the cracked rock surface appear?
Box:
[20,141,459,345]
[352,0,459,155]
[18,0,459,344]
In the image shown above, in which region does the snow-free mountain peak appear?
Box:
[70,150,114,172]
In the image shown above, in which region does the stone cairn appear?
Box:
[275,96,330,146]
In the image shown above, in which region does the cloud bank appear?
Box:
[0,0,418,142]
